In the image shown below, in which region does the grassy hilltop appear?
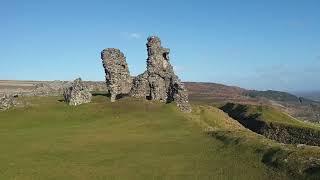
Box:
[1,95,320,179]
[0,95,287,180]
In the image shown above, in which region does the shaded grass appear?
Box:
[195,105,320,179]
[0,96,289,180]
[220,103,320,131]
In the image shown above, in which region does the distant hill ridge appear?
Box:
[184,82,320,123]
[295,91,320,102]
[1,80,319,122]
[184,82,318,103]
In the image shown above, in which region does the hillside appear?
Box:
[185,82,250,104]
[184,82,320,123]
[0,95,287,180]
[295,91,320,102]
[220,103,320,146]
[1,80,320,122]
[245,90,300,102]
[2,96,320,179]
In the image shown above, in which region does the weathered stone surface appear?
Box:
[130,36,191,112]
[32,83,56,96]
[0,94,17,111]
[146,36,173,101]
[101,48,132,102]
[169,78,192,113]
[63,78,92,106]
[100,36,191,112]
[130,71,150,99]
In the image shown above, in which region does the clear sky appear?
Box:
[1,0,319,92]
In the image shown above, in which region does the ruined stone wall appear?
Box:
[130,71,150,99]
[145,36,173,101]
[0,94,17,111]
[100,36,191,112]
[101,48,132,102]
[63,78,92,106]
[145,36,191,112]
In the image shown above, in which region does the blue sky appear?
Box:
[0,0,320,92]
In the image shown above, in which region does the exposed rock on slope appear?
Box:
[63,78,92,106]
[101,48,132,102]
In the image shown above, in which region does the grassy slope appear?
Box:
[258,106,320,129]
[225,103,320,130]
[0,96,289,180]
[197,106,320,179]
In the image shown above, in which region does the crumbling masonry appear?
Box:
[101,48,132,102]
[63,78,92,106]
[101,36,191,112]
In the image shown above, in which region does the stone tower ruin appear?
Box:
[101,48,133,102]
[101,36,191,112]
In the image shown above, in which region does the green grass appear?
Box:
[228,103,320,130]
[0,95,292,180]
[195,106,320,179]
[258,106,320,129]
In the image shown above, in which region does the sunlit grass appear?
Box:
[0,96,292,180]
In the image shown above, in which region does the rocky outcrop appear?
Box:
[130,36,191,112]
[101,48,132,102]
[63,78,92,106]
[0,94,17,111]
